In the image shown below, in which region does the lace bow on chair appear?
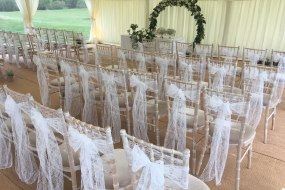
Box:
[135,53,147,73]
[164,84,198,152]
[248,52,261,65]
[130,75,157,142]
[68,127,110,190]
[5,95,38,184]
[179,61,193,82]
[79,65,98,125]
[131,145,189,190]
[200,95,247,185]
[30,108,64,190]
[35,56,49,106]
[60,61,73,112]
[209,65,235,91]
[156,57,170,99]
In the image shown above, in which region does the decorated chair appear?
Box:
[120,129,210,190]
[198,88,254,190]
[218,45,239,62]
[194,43,213,60]
[95,43,115,67]
[271,50,285,67]
[242,47,267,65]
[157,39,174,54]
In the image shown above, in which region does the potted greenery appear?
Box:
[156,27,166,38]
[166,28,176,38]
[6,69,14,82]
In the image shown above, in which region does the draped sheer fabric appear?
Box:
[101,72,121,143]
[164,84,199,152]
[4,95,38,184]
[68,127,112,190]
[30,108,64,190]
[134,53,147,73]
[79,65,98,125]
[129,145,189,190]
[156,57,170,99]
[200,95,248,185]
[0,111,12,169]
[34,56,49,106]
[130,75,157,142]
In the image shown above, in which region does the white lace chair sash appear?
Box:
[131,145,189,190]
[164,84,198,151]
[222,49,235,63]
[118,50,128,70]
[101,72,121,143]
[135,53,147,73]
[30,108,63,190]
[0,111,12,169]
[60,61,73,112]
[68,127,109,190]
[179,61,193,82]
[35,56,49,106]
[209,65,235,91]
[248,52,261,65]
[130,75,157,141]
[200,95,247,185]
[79,65,98,125]
[4,95,38,184]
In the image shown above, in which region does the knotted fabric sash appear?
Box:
[130,75,157,142]
[156,57,170,99]
[35,56,49,106]
[79,65,98,125]
[68,127,110,190]
[131,145,189,190]
[30,108,63,190]
[208,64,235,91]
[5,95,38,184]
[200,95,247,185]
[0,111,12,169]
[101,72,121,143]
[164,84,198,152]
[60,61,73,113]
[134,53,147,73]
[179,61,193,82]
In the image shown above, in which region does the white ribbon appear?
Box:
[200,95,247,185]
[135,53,147,73]
[179,61,193,82]
[164,84,198,152]
[118,50,128,70]
[156,57,170,99]
[68,127,108,190]
[208,64,235,91]
[130,75,156,142]
[131,145,189,190]
[247,52,261,65]
[101,72,121,143]
[30,108,63,190]
[222,49,235,63]
[94,46,101,65]
[35,56,49,106]
[5,95,38,184]
[79,65,98,125]
[0,111,12,169]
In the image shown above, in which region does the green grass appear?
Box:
[0,8,90,38]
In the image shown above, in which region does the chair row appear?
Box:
[0,85,209,190]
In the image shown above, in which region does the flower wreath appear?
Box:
[128,0,206,49]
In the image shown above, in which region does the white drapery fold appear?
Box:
[130,75,157,142]
[79,65,98,125]
[4,95,38,184]
[15,0,39,33]
[30,108,63,190]
[84,0,100,42]
[130,145,189,190]
[164,84,199,152]
[200,95,247,185]
[101,72,121,143]
[68,127,110,190]
[134,52,147,73]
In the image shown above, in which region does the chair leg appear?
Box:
[247,144,253,169]
[264,109,269,144]
[191,132,196,175]
[156,118,160,146]
[236,147,242,190]
[271,108,276,130]
[196,128,210,175]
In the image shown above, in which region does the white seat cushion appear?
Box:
[102,149,131,189]
[165,174,210,190]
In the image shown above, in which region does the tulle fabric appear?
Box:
[68,127,112,190]
[208,64,235,91]
[164,84,199,152]
[118,50,128,70]
[34,56,49,106]
[5,95,38,184]
[101,72,121,143]
[130,145,189,190]
[79,65,98,125]
[156,57,170,99]
[200,95,247,185]
[134,53,147,73]
[30,108,63,190]
[130,75,157,142]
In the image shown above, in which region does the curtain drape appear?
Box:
[15,0,39,33]
[95,0,285,52]
[84,0,100,43]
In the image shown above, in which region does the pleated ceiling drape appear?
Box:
[15,0,39,33]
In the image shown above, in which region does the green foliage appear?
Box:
[76,0,86,8]
[0,0,18,12]
[49,1,66,10]
[5,69,14,76]
[127,24,155,49]
[38,0,51,10]
[65,0,78,8]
